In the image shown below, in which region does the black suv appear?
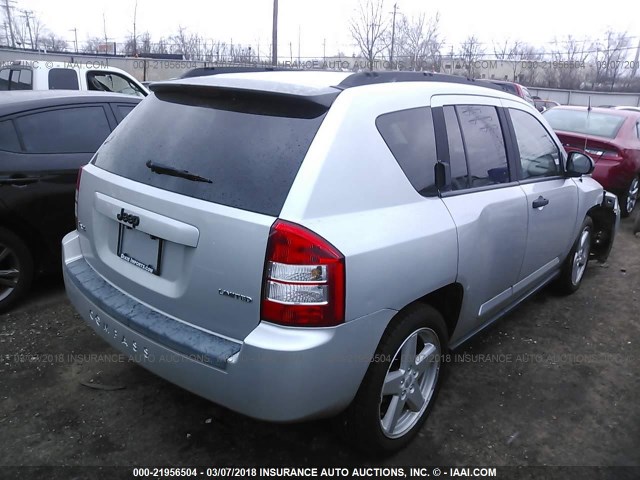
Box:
[0,91,141,311]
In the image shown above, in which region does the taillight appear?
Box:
[74,166,83,223]
[584,148,623,161]
[261,220,345,327]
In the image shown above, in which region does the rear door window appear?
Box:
[15,106,112,153]
[376,107,438,196]
[92,91,327,216]
[455,105,509,187]
[48,69,79,90]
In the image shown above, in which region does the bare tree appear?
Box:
[40,32,67,51]
[82,36,103,54]
[544,36,590,89]
[394,12,443,71]
[458,35,484,77]
[592,30,630,91]
[349,0,389,71]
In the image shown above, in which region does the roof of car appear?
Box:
[150,70,511,105]
[0,90,141,116]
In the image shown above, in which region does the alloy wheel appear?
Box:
[0,243,20,302]
[626,177,639,214]
[571,228,591,286]
[379,327,441,439]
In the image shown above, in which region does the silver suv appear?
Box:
[63,71,620,453]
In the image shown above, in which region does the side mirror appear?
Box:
[566,151,594,177]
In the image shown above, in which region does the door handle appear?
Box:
[532,196,549,209]
[0,174,39,187]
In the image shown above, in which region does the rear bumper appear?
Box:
[592,160,635,193]
[62,230,393,422]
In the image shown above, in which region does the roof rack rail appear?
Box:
[336,71,504,92]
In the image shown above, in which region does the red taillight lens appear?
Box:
[261,220,345,327]
[74,166,83,222]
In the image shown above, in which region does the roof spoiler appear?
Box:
[149,82,339,108]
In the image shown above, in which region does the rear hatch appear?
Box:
[544,108,626,161]
[76,85,330,340]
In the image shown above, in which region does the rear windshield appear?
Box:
[543,109,625,139]
[93,90,328,216]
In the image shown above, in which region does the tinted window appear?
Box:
[117,104,136,119]
[376,107,438,195]
[18,69,32,89]
[509,109,560,179]
[492,82,517,95]
[543,109,625,139]
[9,69,32,90]
[87,72,145,97]
[0,69,9,90]
[456,105,509,187]
[443,106,469,190]
[48,69,79,90]
[15,106,111,153]
[93,92,327,216]
[0,120,21,151]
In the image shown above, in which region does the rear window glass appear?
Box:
[543,109,625,139]
[376,107,438,196]
[93,91,328,216]
[48,69,79,90]
[492,82,517,95]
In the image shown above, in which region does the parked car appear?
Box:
[480,78,535,106]
[63,71,619,453]
[0,91,141,312]
[544,106,640,217]
[0,60,148,97]
[534,99,560,113]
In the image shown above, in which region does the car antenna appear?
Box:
[584,96,591,153]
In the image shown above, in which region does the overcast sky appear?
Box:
[11,0,640,58]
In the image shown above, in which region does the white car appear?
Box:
[0,60,148,97]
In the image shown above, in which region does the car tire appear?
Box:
[342,303,448,454]
[0,228,34,314]
[555,217,593,295]
[619,176,639,218]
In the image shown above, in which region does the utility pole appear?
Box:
[3,0,16,48]
[389,3,398,70]
[323,38,326,65]
[297,25,300,65]
[103,12,109,54]
[271,0,278,66]
[70,27,78,53]
[22,10,33,49]
[132,0,137,56]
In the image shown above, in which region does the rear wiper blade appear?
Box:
[145,160,213,183]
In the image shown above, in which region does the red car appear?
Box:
[544,106,640,217]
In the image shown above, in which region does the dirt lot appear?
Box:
[1,219,639,477]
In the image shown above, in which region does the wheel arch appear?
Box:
[395,283,464,342]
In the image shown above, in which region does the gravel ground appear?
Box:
[0,218,638,479]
